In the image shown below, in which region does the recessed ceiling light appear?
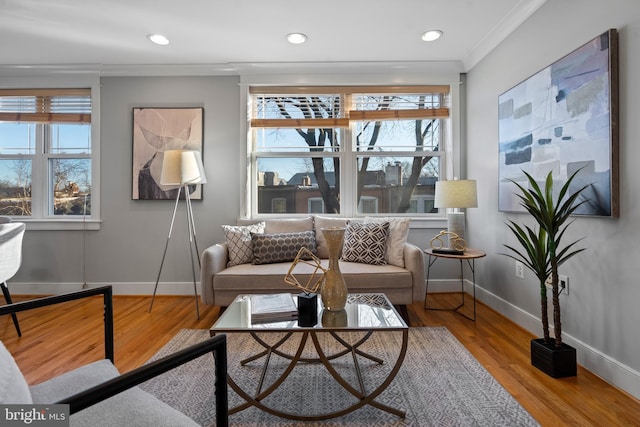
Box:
[421,30,443,42]
[147,34,170,46]
[286,33,307,44]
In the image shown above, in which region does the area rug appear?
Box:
[140,327,539,426]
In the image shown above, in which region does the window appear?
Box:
[409,194,437,214]
[0,89,94,224]
[271,198,287,213]
[249,85,450,217]
[359,196,379,214]
[308,197,324,213]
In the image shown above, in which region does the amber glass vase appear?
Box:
[320,227,348,311]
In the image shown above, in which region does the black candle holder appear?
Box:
[297,292,318,327]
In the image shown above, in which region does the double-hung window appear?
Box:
[249,85,450,217]
[0,89,94,225]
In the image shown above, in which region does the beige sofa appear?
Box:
[200,216,425,312]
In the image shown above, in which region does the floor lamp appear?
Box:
[434,179,477,251]
[149,150,206,319]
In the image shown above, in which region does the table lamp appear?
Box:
[149,150,207,319]
[434,179,477,246]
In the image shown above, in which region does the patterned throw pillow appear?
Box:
[341,222,390,265]
[222,222,265,267]
[364,217,410,267]
[251,231,317,265]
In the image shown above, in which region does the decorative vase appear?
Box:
[320,227,348,311]
[321,309,348,327]
[530,338,577,378]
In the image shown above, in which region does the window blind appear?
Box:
[250,85,449,127]
[250,90,349,128]
[0,88,91,124]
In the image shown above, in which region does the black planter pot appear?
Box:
[530,338,577,378]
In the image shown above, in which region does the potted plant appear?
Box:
[502,169,588,378]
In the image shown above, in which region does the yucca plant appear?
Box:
[502,169,588,348]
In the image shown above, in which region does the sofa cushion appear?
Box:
[314,216,349,258]
[30,359,119,403]
[222,222,265,266]
[70,388,200,427]
[364,217,411,267]
[264,216,314,234]
[0,341,32,404]
[251,230,317,265]
[213,260,413,305]
[30,359,198,427]
[341,222,389,265]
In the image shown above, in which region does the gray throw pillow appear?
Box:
[251,231,317,265]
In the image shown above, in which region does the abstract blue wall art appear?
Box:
[498,29,619,217]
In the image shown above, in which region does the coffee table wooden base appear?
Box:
[224,329,408,421]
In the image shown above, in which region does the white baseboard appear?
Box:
[474,284,640,401]
[8,282,200,296]
[426,278,640,399]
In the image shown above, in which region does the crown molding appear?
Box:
[463,0,548,71]
[0,61,465,78]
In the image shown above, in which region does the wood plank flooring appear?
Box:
[2,292,639,426]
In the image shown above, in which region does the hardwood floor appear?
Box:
[2,292,639,426]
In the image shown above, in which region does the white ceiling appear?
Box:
[0,0,546,76]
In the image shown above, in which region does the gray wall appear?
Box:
[467,0,640,397]
[16,76,242,294]
[14,74,453,293]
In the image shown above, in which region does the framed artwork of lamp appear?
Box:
[132,107,204,200]
[433,179,478,253]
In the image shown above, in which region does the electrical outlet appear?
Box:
[515,261,525,279]
[559,275,569,294]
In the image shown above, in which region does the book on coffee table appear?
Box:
[250,293,298,323]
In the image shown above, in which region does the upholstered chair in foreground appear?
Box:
[0,286,228,427]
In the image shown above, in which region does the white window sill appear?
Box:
[18,219,102,231]
[408,217,448,229]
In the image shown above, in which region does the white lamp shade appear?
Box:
[434,180,478,208]
[160,150,207,185]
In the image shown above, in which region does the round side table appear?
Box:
[424,248,486,321]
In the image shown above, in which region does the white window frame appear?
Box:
[0,74,101,230]
[239,74,462,226]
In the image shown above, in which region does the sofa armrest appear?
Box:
[403,242,426,302]
[200,243,229,305]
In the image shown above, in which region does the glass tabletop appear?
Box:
[211,293,407,332]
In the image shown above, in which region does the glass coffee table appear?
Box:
[210,293,408,421]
